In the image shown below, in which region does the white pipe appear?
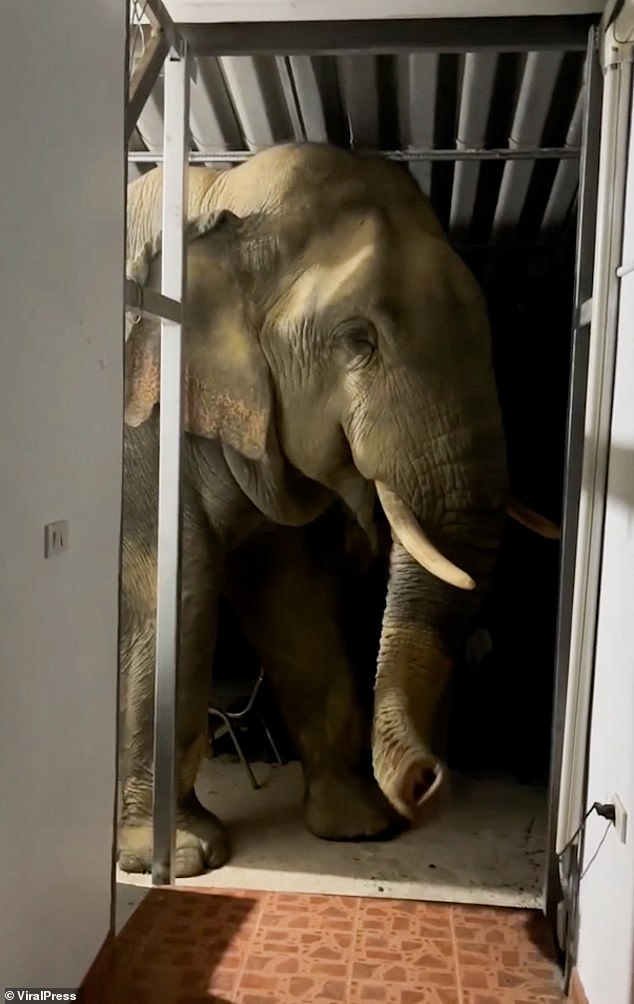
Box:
[493,51,563,233]
[152,44,191,886]
[189,59,242,153]
[339,54,380,149]
[218,57,276,149]
[542,89,584,228]
[556,25,634,856]
[450,52,497,230]
[289,56,328,142]
[275,56,306,141]
[400,53,438,194]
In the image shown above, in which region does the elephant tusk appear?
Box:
[375,482,476,591]
[506,497,561,540]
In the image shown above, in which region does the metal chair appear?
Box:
[208,666,283,790]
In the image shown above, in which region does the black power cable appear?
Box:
[557,801,616,861]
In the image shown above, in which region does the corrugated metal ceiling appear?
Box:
[128,21,587,247]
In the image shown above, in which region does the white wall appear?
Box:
[575,77,634,1004]
[0,0,125,987]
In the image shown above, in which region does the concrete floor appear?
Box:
[116,757,547,917]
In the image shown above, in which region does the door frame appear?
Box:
[123,5,623,910]
[544,3,634,987]
[543,22,602,936]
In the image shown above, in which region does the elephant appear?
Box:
[119,141,544,878]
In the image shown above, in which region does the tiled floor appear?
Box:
[87,887,565,1004]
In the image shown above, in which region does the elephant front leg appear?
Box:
[226,526,404,842]
[118,539,229,878]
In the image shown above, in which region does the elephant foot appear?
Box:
[118,797,230,878]
[304,771,406,842]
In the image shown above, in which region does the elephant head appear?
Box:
[252,201,509,819]
[124,146,510,822]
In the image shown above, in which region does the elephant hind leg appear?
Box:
[225,524,405,842]
[117,525,229,878]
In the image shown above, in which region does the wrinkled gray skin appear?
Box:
[119,142,508,877]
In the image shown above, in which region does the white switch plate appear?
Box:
[611,793,628,844]
[44,520,69,557]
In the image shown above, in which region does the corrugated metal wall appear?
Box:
[128,23,586,246]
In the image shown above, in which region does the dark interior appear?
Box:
[448,231,575,785]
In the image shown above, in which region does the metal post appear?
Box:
[127,145,580,165]
[549,19,633,990]
[543,23,602,946]
[152,41,190,886]
[126,0,178,142]
[126,29,169,142]
[556,26,633,862]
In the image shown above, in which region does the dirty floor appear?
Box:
[85,886,567,1003]
[117,761,548,908]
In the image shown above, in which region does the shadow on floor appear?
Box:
[84,887,258,1003]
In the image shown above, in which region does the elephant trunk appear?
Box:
[371,509,502,819]
[348,370,507,818]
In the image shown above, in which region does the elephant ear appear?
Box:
[124,210,271,460]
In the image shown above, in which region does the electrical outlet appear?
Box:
[610,793,628,844]
[44,520,69,558]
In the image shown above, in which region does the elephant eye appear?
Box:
[333,319,377,370]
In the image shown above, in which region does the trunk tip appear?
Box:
[406,760,445,809]
[374,748,446,820]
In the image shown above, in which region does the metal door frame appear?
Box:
[544,6,634,990]
[543,21,603,941]
[124,5,629,904]
[123,0,191,887]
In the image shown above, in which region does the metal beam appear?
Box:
[151,46,191,888]
[179,15,598,57]
[128,145,580,164]
[131,29,168,154]
[144,0,181,52]
[126,29,169,141]
[125,279,182,324]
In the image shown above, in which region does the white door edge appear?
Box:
[555,14,634,855]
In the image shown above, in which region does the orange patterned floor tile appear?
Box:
[462,996,563,1004]
[357,897,454,941]
[91,887,566,1003]
[349,982,461,1003]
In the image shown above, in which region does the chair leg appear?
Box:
[258,712,284,766]
[207,712,229,755]
[223,716,260,790]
